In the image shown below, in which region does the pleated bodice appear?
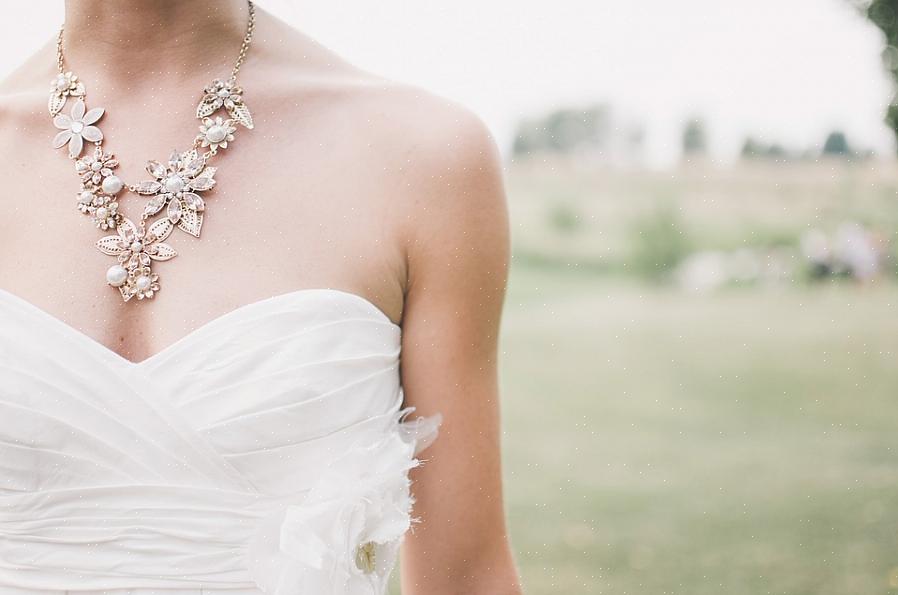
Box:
[0,288,440,595]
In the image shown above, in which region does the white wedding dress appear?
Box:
[0,288,441,595]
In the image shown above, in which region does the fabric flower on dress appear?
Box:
[247,408,442,595]
[197,116,237,152]
[196,77,254,128]
[135,149,216,237]
[48,71,85,115]
[52,99,104,159]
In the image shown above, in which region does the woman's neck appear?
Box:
[61,0,250,82]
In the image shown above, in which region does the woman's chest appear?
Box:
[0,115,407,361]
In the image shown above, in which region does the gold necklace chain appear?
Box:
[47,1,257,302]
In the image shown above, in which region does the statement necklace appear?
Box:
[48,1,256,302]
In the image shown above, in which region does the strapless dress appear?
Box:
[0,288,441,595]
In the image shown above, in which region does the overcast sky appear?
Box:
[1,1,892,166]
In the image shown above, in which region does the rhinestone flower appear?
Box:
[96,217,177,270]
[52,99,104,159]
[75,147,120,189]
[196,78,253,128]
[123,265,161,300]
[48,71,85,115]
[96,219,176,301]
[135,149,216,237]
[197,116,236,152]
[76,189,120,230]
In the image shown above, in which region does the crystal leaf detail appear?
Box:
[168,150,181,171]
[182,192,205,212]
[177,208,202,237]
[118,217,138,237]
[195,166,217,182]
[189,176,215,191]
[48,93,66,117]
[144,196,166,217]
[127,252,149,268]
[149,217,174,240]
[228,102,254,129]
[184,158,205,177]
[136,180,163,195]
[196,100,218,119]
[150,243,177,261]
[146,161,166,179]
[96,235,124,256]
[167,199,182,224]
[182,148,200,165]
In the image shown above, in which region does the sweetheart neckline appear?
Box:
[0,287,400,367]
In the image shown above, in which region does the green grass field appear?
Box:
[498,160,898,594]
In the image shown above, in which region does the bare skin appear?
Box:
[0,1,520,593]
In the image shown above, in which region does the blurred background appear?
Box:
[4,1,898,593]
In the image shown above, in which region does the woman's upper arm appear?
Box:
[395,101,521,594]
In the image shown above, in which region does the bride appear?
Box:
[0,1,521,593]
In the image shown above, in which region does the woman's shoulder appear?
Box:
[243,13,508,310]
[250,13,506,242]
[0,42,54,127]
[253,10,502,186]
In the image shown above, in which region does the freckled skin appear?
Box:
[0,2,521,592]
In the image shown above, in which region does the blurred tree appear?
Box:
[630,203,691,281]
[822,131,852,155]
[548,201,581,235]
[682,118,708,156]
[512,120,544,156]
[768,144,787,158]
[857,0,898,148]
[741,137,791,161]
[512,104,613,157]
[741,137,764,158]
[625,124,647,163]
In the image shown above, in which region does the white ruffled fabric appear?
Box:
[0,288,441,594]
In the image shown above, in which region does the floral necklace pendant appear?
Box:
[48,2,256,302]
